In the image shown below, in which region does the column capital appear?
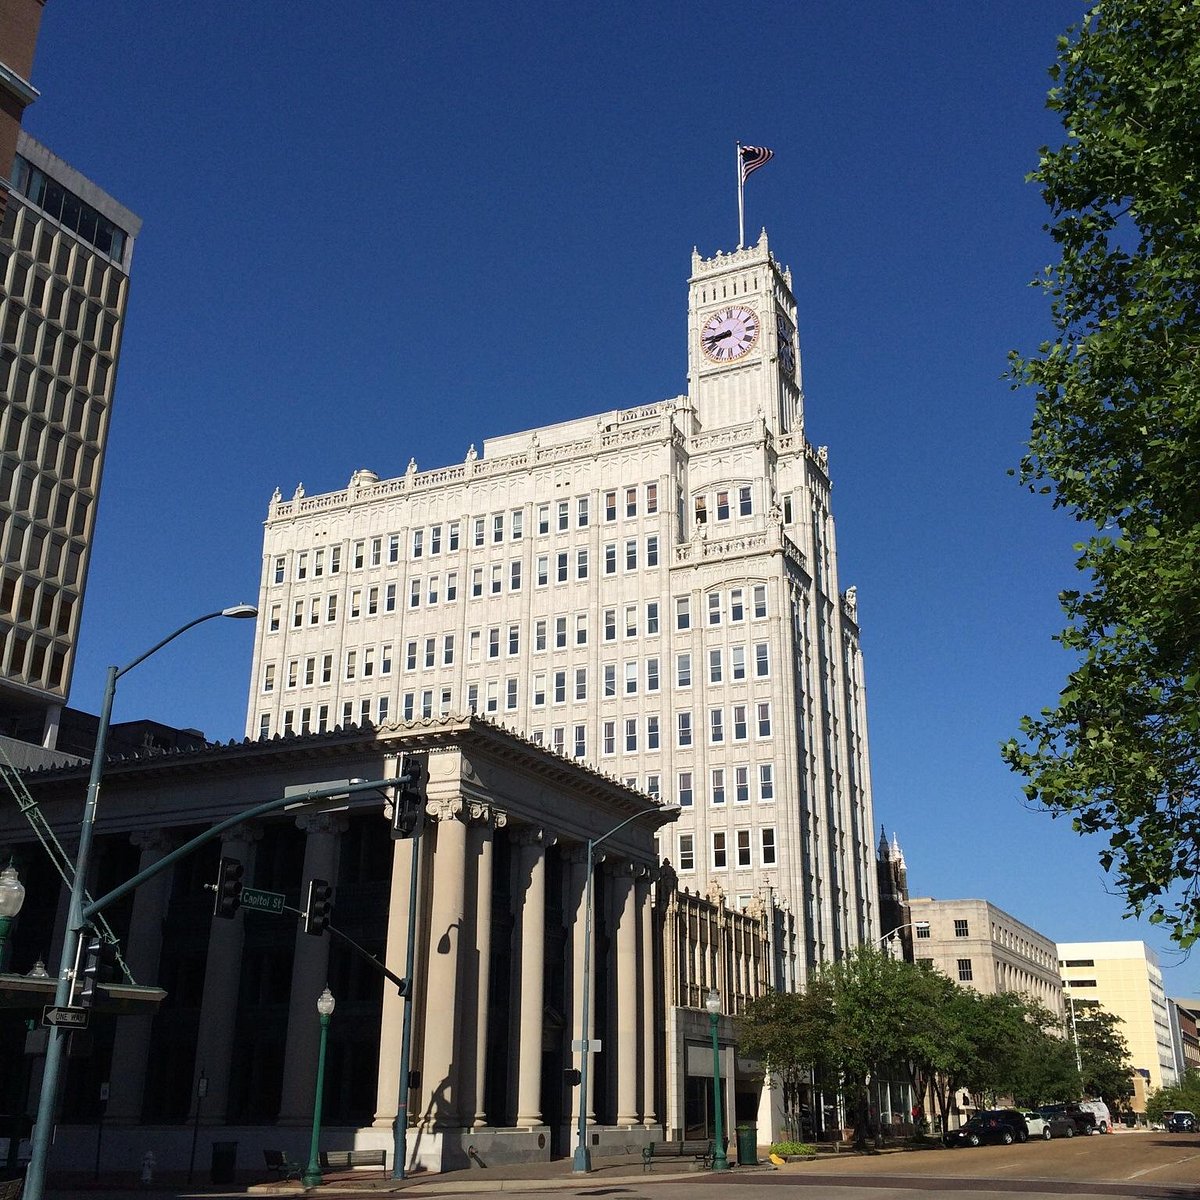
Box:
[295,811,348,837]
[512,825,555,849]
[130,829,174,855]
[464,799,508,829]
[428,796,465,822]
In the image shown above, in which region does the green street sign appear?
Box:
[240,887,286,915]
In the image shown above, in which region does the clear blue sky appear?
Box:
[25,3,1196,994]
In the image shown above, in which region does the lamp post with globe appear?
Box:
[705,987,729,1171]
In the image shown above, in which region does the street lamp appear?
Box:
[0,862,26,970]
[571,805,678,1174]
[23,603,256,1200]
[705,987,729,1171]
[302,986,336,1188]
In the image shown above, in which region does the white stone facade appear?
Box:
[245,231,880,978]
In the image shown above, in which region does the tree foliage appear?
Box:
[1002,1,1200,946]
[1072,1000,1136,1107]
[1146,1067,1200,1122]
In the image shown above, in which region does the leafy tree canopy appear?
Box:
[1072,1000,1135,1106]
[1146,1067,1200,1122]
[1003,0,1200,946]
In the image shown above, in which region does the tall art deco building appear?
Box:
[246,232,880,976]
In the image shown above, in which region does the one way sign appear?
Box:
[42,1005,90,1030]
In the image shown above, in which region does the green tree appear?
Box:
[1072,1000,1135,1108]
[1146,1068,1200,1122]
[1002,0,1200,946]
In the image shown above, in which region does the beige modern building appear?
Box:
[245,231,879,978]
[1,718,701,1173]
[1058,940,1176,1109]
[1,0,141,751]
[906,897,1064,1019]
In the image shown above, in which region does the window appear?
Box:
[308,597,321,625]
[625,605,638,638]
[537,556,549,587]
[425,637,436,668]
[759,763,774,801]
[382,586,393,615]
[731,646,746,680]
[624,486,636,518]
[554,670,566,704]
[733,704,748,740]
[345,650,357,680]
[604,490,617,521]
[378,695,390,723]
[556,616,568,648]
[258,713,271,739]
[472,567,484,597]
[292,601,303,629]
[506,678,518,710]
[678,771,693,807]
[535,619,547,651]
[735,766,749,803]
[274,557,285,584]
[577,496,589,527]
[761,827,776,865]
[716,490,730,521]
[677,711,693,746]
[739,485,752,516]
[753,585,767,618]
[604,664,616,696]
[467,631,480,663]
[646,601,659,634]
[736,829,751,867]
[508,625,520,655]
[371,537,382,567]
[576,614,588,645]
[403,692,416,720]
[353,540,365,569]
[429,525,441,556]
[602,720,615,754]
[575,667,588,700]
[263,663,276,692]
[557,501,569,531]
[730,588,744,622]
[646,482,658,513]
[322,654,333,683]
[406,641,418,670]
[577,548,589,579]
[574,725,586,757]
[362,647,375,678]
[707,592,721,625]
[408,581,419,609]
[676,653,692,687]
[625,539,637,570]
[646,774,660,799]
[491,564,502,595]
[533,673,547,706]
[412,529,424,558]
[511,509,524,540]
[676,596,690,629]
[557,552,569,583]
[957,959,973,982]
[755,643,770,677]
[297,551,308,580]
[710,708,724,743]
[647,715,660,749]
[369,585,381,614]
[954,919,970,937]
[709,649,723,683]
[646,534,658,566]
[678,833,694,871]
[473,517,485,547]
[382,643,394,673]
[493,514,504,543]
[510,560,522,591]
[537,505,550,535]
[757,702,772,737]
[268,604,281,633]
[604,543,616,574]
[915,922,931,939]
[646,657,660,692]
[625,661,638,695]
[625,718,637,752]
[712,832,727,869]
[445,572,457,602]
[712,768,725,805]
[330,546,341,573]
[604,608,616,641]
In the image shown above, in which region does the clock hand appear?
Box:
[705,330,733,344]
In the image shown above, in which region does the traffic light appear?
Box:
[77,931,117,1008]
[303,878,333,936]
[391,752,427,840]
[213,856,244,918]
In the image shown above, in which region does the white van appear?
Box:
[1078,1099,1113,1133]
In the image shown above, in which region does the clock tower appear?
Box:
[687,229,802,437]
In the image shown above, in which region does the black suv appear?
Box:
[1040,1103,1096,1135]
[943,1109,1029,1147]
[1167,1111,1197,1132]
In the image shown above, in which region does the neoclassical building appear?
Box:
[246,231,880,976]
[0,719,700,1174]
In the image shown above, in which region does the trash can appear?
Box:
[210,1140,237,1184]
[735,1123,757,1165]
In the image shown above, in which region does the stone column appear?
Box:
[460,803,504,1128]
[421,799,468,1129]
[192,825,257,1122]
[566,845,594,1124]
[613,861,638,1125]
[513,827,548,1128]
[277,811,345,1123]
[373,758,410,1129]
[638,870,657,1126]
[104,830,174,1124]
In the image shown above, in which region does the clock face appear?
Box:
[776,312,796,375]
[701,306,760,363]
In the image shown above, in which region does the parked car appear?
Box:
[1040,1103,1097,1135]
[1039,1111,1080,1139]
[943,1110,1029,1147]
[1166,1110,1197,1132]
[1022,1111,1047,1138]
[1078,1099,1113,1133]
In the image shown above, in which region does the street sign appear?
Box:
[240,887,286,915]
[571,1038,602,1053]
[42,1005,89,1029]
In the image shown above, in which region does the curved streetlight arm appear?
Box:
[116,605,257,680]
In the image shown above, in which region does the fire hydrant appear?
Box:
[140,1150,155,1187]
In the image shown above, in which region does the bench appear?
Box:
[263,1149,302,1179]
[319,1148,387,1173]
[642,1139,715,1171]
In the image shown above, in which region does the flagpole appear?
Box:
[736,142,745,249]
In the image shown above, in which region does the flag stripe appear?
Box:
[740,144,774,185]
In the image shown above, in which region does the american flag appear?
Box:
[739,144,774,185]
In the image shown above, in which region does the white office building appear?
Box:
[245,231,880,976]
